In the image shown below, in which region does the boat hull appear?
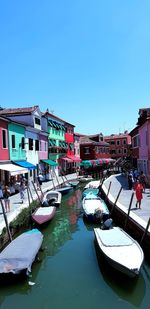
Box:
[82,194,110,223]
[57,186,73,195]
[42,190,62,207]
[94,227,144,278]
[32,206,56,225]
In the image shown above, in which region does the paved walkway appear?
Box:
[0,173,77,234]
[102,173,150,229]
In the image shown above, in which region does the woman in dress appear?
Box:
[134,180,143,209]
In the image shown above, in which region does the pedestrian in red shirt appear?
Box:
[134,180,143,209]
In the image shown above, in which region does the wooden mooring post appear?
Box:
[111,186,123,215]
[28,185,34,203]
[0,200,12,242]
[49,168,56,190]
[107,181,112,199]
[140,217,150,245]
[32,181,42,204]
[124,192,134,229]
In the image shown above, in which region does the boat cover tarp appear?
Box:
[35,206,55,216]
[83,194,109,215]
[97,227,133,247]
[0,229,43,274]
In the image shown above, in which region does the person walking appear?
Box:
[20,179,26,204]
[3,185,11,212]
[37,173,43,190]
[133,180,143,209]
[128,171,134,190]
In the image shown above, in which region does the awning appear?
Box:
[62,157,73,162]
[80,160,92,166]
[0,163,28,176]
[81,158,114,166]
[90,160,97,165]
[42,159,58,166]
[13,161,36,170]
[67,155,81,162]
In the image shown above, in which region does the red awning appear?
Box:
[62,157,73,162]
[67,155,81,162]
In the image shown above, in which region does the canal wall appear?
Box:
[101,174,150,258]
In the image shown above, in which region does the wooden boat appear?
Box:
[82,193,110,223]
[94,226,144,278]
[32,206,56,226]
[0,229,43,275]
[42,190,62,207]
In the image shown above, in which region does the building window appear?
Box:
[84,147,90,154]
[133,135,140,147]
[21,137,25,149]
[35,117,41,125]
[123,139,126,145]
[124,148,127,154]
[116,140,120,145]
[40,141,42,151]
[2,129,7,148]
[45,142,47,151]
[29,138,33,150]
[11,135,16,149]
[110,140,115,145]
[35,140,39,151]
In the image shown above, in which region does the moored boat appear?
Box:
[82,192,110,223]
[79,175,93,183]
[84,180,101,189]
[94,226,144,278]
[0,229,43,275]
[42,190,62,207]
[68,180,79,187]
[32,206,56,226]
[82,188,99,198]
[57,185,73,195]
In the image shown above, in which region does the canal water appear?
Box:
[0,184,150,309]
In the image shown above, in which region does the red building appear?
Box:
[64,121,75,157]
[79,135,111,160]
[104,131,131,160]
[0,116,10,161]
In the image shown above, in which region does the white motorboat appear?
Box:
[94,226,144,278]
[42,190,62,207]
[79,175,93,183]
[84,180,101,189]
[82,192,110,223]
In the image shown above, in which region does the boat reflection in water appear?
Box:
[94,239,146,307]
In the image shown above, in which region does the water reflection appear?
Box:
[39,189,82,258]
[94,240,146,307]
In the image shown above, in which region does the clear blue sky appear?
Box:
[0,0,150,135]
